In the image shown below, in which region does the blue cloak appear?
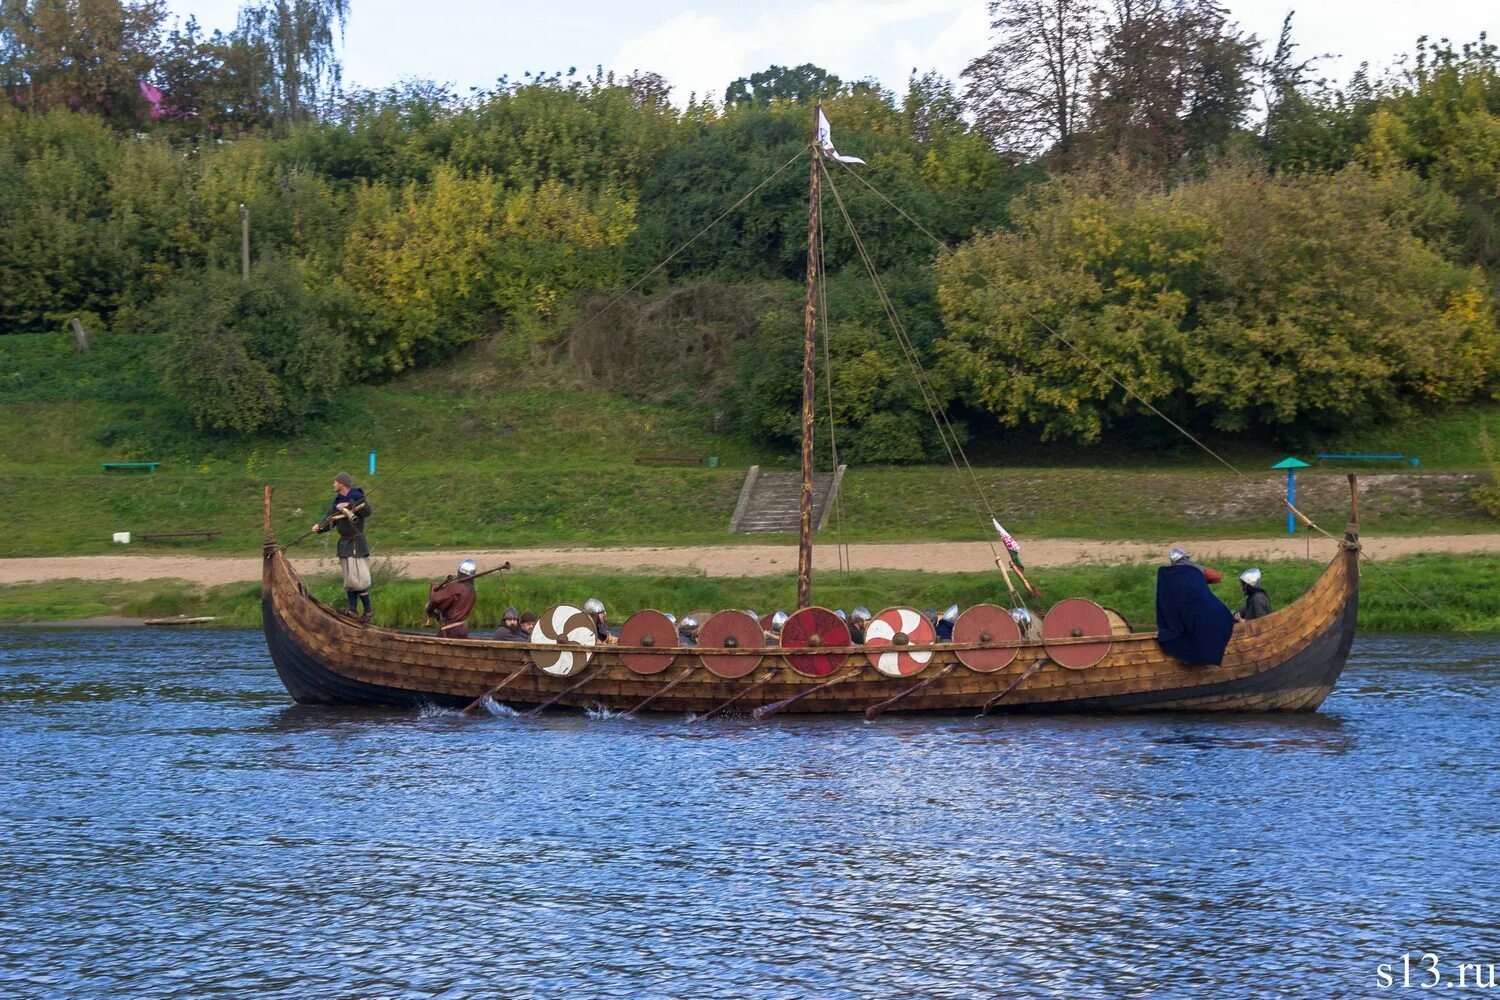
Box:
[1155,564,1235,666]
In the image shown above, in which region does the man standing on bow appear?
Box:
[312,472,373,622]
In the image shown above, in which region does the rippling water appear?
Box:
[2,629,1498,998]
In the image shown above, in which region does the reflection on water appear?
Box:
[1,629,1497,998]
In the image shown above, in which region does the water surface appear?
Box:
[2,630,1497,998]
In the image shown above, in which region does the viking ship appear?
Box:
[262,109,1362,716]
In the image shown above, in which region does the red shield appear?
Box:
[619,610,678,675]
[780,607,850,677]
[1042,598,1113,669]
[698,611,765,679]
[952,604,1023,673]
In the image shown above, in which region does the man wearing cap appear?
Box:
[518,611,538,639]
[493,607,525,642]
[311,472,373,622]
[1233,568,1272,622]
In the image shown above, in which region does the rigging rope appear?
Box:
[281,145,813,549]
[828,157,1480,638]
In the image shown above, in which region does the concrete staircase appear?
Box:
[729,465,847,534]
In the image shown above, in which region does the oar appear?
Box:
[625,665,696,717]
[978,658,1047,716]
[752,665,867,722]
[864,663,955,721]
[694,668,782,723]
[521,665,601,718]
[460,662,531,716]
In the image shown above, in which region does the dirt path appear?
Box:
[3,534,1498,586]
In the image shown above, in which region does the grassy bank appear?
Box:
[3,331,1497,556]
[4,554,1496,634]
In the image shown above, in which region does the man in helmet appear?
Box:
[311,472,373,622]
[677,615,700,647]
[765,610,788,646]
[1156,552,1235,666]
[1011,607,1041,641]
[493,606,525,642]
[584,598,617,644]
[1233,568,1272,622]
[1167,547,1223,585]
[936,604,959,641]
[425,559,479,639]
[849,606,871,644]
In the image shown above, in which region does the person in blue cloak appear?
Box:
[1156,549,1235,665]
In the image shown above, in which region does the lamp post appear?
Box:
[1271,457,1311,534]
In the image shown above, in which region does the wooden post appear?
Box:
[239,203,250,281]
[797,110,821,610]
[69,317,89,353]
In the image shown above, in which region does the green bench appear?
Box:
[102,462,159,473]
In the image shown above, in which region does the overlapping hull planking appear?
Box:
[262,509,1361,716]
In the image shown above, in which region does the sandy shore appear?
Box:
[2,534,1497,586]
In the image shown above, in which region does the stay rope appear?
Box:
[828,156,1478,638]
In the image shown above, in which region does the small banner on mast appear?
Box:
[991,518,1026,569]
[816,109,866,164]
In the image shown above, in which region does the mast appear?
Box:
[797,108,822,609]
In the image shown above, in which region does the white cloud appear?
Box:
[610,0,983,105]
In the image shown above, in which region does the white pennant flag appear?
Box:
[816,108,866,164]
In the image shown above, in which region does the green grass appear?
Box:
[3,554,1496,634]
[2,330,1498,556]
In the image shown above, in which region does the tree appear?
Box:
[1087,0,1259,169]
[962,0,1102,162]
[725,63,842,107]
[234,0,348,127]
[151,16,274,134]
[0,0,167,126]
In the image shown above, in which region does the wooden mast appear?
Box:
[797,108,822,609]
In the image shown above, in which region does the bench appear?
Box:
[1316,453,1420,468]
[102,462,159,473]
[138,531,221,541]
[635,454,708,466]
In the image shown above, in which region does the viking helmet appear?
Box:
[851,606,872,623]
[941,604,959,624]
[922,608,938,623]
[835,609,847,621]
[680,615,699,631]
[1169,548,1189,565]
[770,611,788,632]
[664,612,677,625]
[1240,567,1262,587]
[457,558,478,577]
[1010,608,1033,627]
[584,598,606,615]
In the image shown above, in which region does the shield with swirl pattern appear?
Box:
[531,604,598,676]
[863,606,936,677]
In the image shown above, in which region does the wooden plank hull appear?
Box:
[261,530,1361,716]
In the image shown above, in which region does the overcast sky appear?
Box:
[167,0,1494,105]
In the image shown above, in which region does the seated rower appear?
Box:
[765,610,788,646]
[426,559,479,639]
[849,606,871,644]
[936,604,959,641]
[1233,568,1272,622]
[677,615,700,647]
[518,611,538,639]
[584,597,618,645]
[493,606,525,642]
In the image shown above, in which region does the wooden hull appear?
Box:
[261,527,1361,716]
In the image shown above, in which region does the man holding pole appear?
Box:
[311,472,373,622]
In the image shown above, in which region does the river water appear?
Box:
[1,629,1497,998]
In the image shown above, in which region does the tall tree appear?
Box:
[724,63,841,107]
[0,0,166,125]
[962,0,1102,161]
[235,0,348,127]
[1087,0,1258,169]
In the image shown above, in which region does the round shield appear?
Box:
[952,603,1022,672]
[864,607,936,678]
[1042,598,1113,669]
[1102,606,1133,636]
[531,604,598,676]
[619,609,678,675]
[780,607,851,677]
[698,610,765,679]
